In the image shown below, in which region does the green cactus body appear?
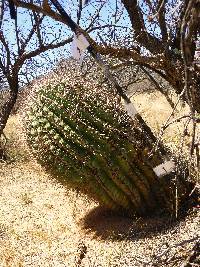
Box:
[25,80,191,217]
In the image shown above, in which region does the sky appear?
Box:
[0,0,132,86]
[2,0,189,87]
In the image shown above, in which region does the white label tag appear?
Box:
[124,102,138,118]
[153,160,175,177]
[71,34,90,61]
[82,0,88,6]
[71,39,81,60]
[76,34,90,51]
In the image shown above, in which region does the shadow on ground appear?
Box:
[80,206,181,241]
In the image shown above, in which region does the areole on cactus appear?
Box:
[25,64,192,217]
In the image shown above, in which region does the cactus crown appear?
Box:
[26,60,175,214]
[26,59,185,216]
[24,59,193,217]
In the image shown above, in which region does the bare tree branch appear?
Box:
[0,31,11,71]
[20,15,44,55]
[17,36,72,67]
[121,0,165,54]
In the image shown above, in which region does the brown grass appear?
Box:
[0,92,199,267]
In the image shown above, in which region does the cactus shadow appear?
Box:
[80,206,181,241]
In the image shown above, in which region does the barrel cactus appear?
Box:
[25,66,192,217]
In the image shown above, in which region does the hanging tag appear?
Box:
[71,34,90,61]
[71,37,82,60]
[124,101,138,118]
[82,0,91,5]
[153,160,175,177]
[76,34,90,51]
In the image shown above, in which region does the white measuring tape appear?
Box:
[153,160,175,177]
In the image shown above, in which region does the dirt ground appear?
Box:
[0,91,199,267]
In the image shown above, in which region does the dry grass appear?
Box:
[134,91,200,183]
[0,161,95,267]
[134,91,191,146]
[2,115,29,162]
[0,92,199,267]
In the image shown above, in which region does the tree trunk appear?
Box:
[0,77,19,158]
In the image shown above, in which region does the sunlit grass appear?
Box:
[0,91,199,266]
